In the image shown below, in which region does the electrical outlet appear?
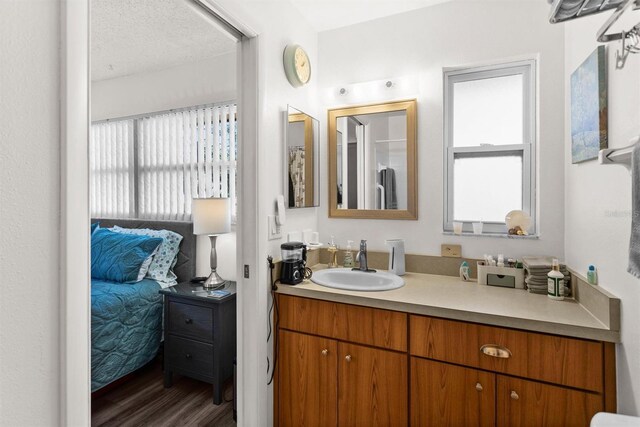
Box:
[441,244,462,258]
[267,215,282,240]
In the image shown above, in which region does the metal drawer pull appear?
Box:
[184,318,193,324]
[185,353,192,359]
[510,390,519,400]
[475,382,483,391]
[321,349,328,356]
[480,344,512,359]
[345,355,352,362]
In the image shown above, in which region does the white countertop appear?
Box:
[276,267,620,343]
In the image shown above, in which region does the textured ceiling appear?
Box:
[91,0,237,81]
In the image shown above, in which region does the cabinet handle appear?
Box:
[185,353,192,359]
[510,390,519,400]
[475,382,483,392]
[345,355,352,362]
[480,344,512,359]
[185,318,193,324]
[321,349,328,356]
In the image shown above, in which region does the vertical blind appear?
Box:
[90,103,238,221]
[90,120,136,218]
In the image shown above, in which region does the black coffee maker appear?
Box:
[280,242,307,285]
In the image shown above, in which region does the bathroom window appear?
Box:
[90,103,238,222]
[444,60,536,234]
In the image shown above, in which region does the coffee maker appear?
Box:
[280,242,307,285]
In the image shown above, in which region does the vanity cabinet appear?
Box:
[277,295,408,427]
[275,295,616,427]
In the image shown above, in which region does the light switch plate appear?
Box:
[441,244,461,258]
[267,215,282,240]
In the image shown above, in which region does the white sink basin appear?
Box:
[311,268,405,291]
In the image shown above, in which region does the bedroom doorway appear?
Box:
[61,0,259,425]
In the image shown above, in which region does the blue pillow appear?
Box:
[110,226,183,286]
[91,222,99,235]
[91,228,163,283]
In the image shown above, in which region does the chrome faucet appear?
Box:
[353,240,376,273]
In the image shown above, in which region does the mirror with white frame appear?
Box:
[329,99,417,219]
[285,105,320,208]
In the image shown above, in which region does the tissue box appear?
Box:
[477,263,525,289]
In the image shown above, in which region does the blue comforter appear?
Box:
[91,278,163,391]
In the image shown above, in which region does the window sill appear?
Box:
[442,231,540,240]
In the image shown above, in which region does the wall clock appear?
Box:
[283,44,311,88]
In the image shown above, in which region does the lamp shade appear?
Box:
[192,198,231,235]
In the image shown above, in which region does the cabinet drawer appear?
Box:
[410,315,603,392]
[279,295,407,351]
[497,376,602,427]
[168,301,213,342]
[166,335,214,377]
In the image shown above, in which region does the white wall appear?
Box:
[206,1,321,424]
[317,1,566,260]
[564,12,640,415]
[91,53,236,120]
[0,0,61,424]
[91,53,238,280]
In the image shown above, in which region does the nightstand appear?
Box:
[160,281,237,405]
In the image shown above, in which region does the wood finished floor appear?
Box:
[92,362,235,427]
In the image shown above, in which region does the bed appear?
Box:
[90,218,196,392]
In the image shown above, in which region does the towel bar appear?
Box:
[599,135,640,172]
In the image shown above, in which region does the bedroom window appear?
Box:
[443,60,536,235]
[90,103,238,221]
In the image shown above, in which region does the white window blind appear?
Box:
[90,103,238,221]
[90,120,135,218]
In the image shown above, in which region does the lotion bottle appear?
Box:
[587,265,598,285]
[547,258,565,300]
[343,240,355,268]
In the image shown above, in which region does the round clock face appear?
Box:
[294,47,310,84]
[283,44,311,87]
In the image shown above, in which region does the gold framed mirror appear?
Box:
[328,99,417,219]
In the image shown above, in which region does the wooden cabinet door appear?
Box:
[497,376,603,427]
[278,330,337,427]
[338,342,408,427]
[411,358,495,427]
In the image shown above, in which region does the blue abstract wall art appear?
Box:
[571,45,608,164]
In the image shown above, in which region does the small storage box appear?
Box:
[477,263,525,289]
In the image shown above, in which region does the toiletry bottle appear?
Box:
[547,258,565,301]
[460,261,470,281]
[343,240,355,268]
[587,265,598,285]
[327,236,339,268]
[497,254,505,268]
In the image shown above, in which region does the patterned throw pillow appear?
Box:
[111,226,183,286]
[91,228,163,283]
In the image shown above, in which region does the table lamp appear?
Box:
[192,197,231,289]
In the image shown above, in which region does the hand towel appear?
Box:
[628,141,640,277]
[379,168,398,210]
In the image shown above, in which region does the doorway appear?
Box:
[60,0,259,425]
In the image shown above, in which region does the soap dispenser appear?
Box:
[385,239,405,276]
[343,240,355,268]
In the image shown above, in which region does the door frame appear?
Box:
[60,0,260,424]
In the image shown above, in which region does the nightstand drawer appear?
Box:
[166,335,214,377]
[168,301,213,342]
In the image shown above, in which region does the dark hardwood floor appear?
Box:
[92,361,235,427]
